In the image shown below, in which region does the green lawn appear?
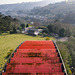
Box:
[0,34,55,71]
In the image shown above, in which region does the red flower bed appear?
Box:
[2,41,65,75]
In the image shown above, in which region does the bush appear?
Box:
[10,49,14,52]
[56,41,73,75]
[6,49,14,58]
[43,32,48,37]
[46,37,50,40]
[10,27,17,34]
[42,29,48,33]
[10,30,13,34]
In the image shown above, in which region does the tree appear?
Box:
[54,19,59,23]
[13,27,17,33]
[47,24,53,33]
[0,13,19,33]
[13,18,18,21]
[20,24,25,29]
[65,29,71,37]
[10,27,17,34]
[59,28,65,37]
[26,24,29,28]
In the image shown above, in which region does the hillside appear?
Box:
[31,1,75,15]
[0,0,50,16]
[30,1,75,24]
[1,1,75,24]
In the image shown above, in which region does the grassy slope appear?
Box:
[0,34,55,70]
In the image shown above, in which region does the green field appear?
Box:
[0,34,55,71]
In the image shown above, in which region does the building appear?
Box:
[25,27,43,36]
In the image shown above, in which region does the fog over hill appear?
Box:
[30,1,75,24]
[0,0,50,15]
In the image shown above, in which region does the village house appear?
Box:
[25,27,43,36]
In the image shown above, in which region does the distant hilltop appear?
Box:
[0,0,51,15]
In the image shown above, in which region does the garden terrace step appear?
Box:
[2,41,65,75]
[19,46,56,49]
[10,57,60,64]
[3,72,65,75]
[21,44,55,46]
[23,41,53,43]
[5,63,62,73]
[14,51,58,57]
[16,49,57,53]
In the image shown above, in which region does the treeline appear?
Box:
[57,37,75,75]
[0,13,19,33]
[43,22,75,37]
[0,13,30,34]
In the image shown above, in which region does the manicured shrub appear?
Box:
[46,37,50,40]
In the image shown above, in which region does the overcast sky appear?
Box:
[0,0,65,5]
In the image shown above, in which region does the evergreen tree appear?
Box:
[59,28,65,37]
[20,24,25,29]
[26,24,29,28]
[47,24,53,32]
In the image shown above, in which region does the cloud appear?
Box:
[0,0,65,5]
